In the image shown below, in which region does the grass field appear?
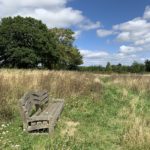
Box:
[0,69,150,150]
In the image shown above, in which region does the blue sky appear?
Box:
[69,0,150,66]
[71,0,150,48]
[0,0,150,66]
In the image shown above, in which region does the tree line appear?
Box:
[79,60,150,73]
[0,16,83,69]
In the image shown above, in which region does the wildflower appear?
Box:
[1,124,6,128]
[15,144,20,148]
[11,144,20,148]
[2,131,6,135]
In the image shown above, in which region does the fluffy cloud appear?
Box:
[80,49,110,66]
[144,6,150,19]
[81,6,150,66]
[97,29,114,37]
[114,18,150,44]
[80,49,109,59]
[16,8,84,28]
[97,6,150,55]
[0,0,67,7]
[73,30,82,39]
[119,45,143,54]
[0,0,98,29]
[115,7,150,54]
[79,21,101,30]
[79,49,143,66]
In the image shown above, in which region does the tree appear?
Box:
[130,61,145,73]
[145,60,150,72]
[49,28,83,69]
[105,62,112,72]
[0,16,59,68]
[0,16,83,69]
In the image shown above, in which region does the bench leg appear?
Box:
[48,123,55,135]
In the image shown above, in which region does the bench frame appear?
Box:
[19,90,64,134]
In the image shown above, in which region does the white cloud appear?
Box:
[19,0,67,7]
[15,8,84,28]
[116,32,130,41]
[79,21,101,30]
[73,30,82,39]
[113,18,149,31]
[96,6,150,56]
[79,49,143,66]
[80,49,109,59]
[114,18,150,45]
[0,0,68,17]
[144,6,150,19]
[119,45,143,54]
[80,6,150,66]
[97,29,114,37]
[80,49,110,66]
[0,0,99,29]
[92,5,150,63]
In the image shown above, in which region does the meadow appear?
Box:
[0,69,149,150]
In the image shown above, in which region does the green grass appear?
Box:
[0,77,150,150]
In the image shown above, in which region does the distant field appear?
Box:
[0,69,149,150]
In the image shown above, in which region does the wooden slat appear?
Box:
[40,102,58,116]
[29,115,49,121]
[48,101,64,134]
[33,95,48,105]
[32,90,48,98]
[32,91,49,105]
[28,124,49,131]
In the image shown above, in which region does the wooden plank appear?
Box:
[28,124,49,131]
[32,90,48,98]
[40,94,49,103]
[29,115,50,121]
[40,102,58,116]
[47,101,64,134]
[33,95,48,105]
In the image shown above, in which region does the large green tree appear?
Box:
[0,16,83,69]
[0,16,59,68]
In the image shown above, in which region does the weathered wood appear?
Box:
[19,90,64,133]
[48,101,64,134]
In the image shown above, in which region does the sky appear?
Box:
[0,0,150,66]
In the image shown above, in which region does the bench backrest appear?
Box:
[19,90,49,121]
[32,90,49,105]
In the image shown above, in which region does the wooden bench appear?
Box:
[19,90,64,134]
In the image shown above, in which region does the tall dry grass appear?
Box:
[0,69,102,121]
[110,75,150,92]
